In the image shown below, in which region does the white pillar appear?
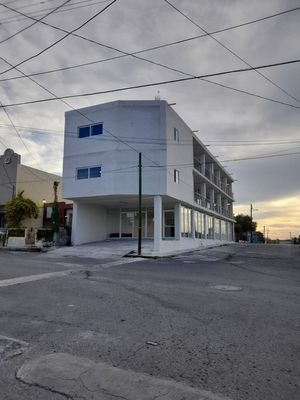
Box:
[210,188,215,210]
[174,202,181,240]
[200,154,206,174]
[201,182,206,204]
[216,170,221,187]
[217,194,222,214]
[71,202,78,245]
[154,196,162,251]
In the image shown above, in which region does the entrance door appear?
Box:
[121,212,134,237]
[164,210,175,238]
[121,211,146,238]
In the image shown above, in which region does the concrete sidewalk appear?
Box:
[17,352,230,400]
[44,238,229,259]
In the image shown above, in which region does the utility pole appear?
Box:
[263,226,266,244]
[250,203,258,243]
[138,153,142,256]
[250,204,253,244]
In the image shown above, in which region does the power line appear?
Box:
[0,0,118,76]
[0,5,298,83]
[2,1,299,113]
[2,58,300,108]
[2,123,300,149]
[163,0,300,105]
[0,0,71,45]
[0,0,111,24]
[2,2,299,116]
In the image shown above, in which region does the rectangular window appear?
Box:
[46,207,52,219]
[195,210,205,239]
[78,126,90,138]
[181,206,191,238]
[78,123,103,138]
[91,124,103,136]
[89,166,101,178]
[174,128,179,142]
[77,168,89,179]
[174,169,179,183]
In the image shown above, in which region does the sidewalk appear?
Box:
[44,238,228,259]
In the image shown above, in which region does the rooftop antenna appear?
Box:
[155,90,161,100]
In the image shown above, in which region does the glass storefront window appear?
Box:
[215,218,221,240]
[195,210,205,238]
[206,215,214,239]
[181,206,191,238]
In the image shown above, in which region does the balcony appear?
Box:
[194,192,233,219]
[194,159,233,199]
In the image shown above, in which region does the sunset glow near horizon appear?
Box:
[234,193,300,240]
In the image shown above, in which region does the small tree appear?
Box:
[4,191,39,228]
[234,214,257,241]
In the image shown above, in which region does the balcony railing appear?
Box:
[194,159,233,198]
[194,192,233,218]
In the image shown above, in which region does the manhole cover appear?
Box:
[0,335,28,361]
[212,285,243,291]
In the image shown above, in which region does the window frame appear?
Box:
[76,165,102,180]
[78,123,103,138]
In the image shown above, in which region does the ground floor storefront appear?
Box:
[71,195,234,254]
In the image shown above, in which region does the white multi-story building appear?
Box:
[62,100,234,253]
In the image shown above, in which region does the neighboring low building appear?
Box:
[62,100,234,253]
[0,148,72,229]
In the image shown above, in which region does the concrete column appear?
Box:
[201,182,206,206]
[209,163,214,180]
[191,209,195,239]
[71,202,78,245]
[174,203,181,240]
[200,154,205,174]
[216,170,221,187]
[154,196,162,251]
[210,188,215,210]
[222,176,228,192]
[217,194,222,214]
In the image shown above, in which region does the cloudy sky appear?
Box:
[0,0,299,239]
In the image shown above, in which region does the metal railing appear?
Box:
[194,159,233,198]
[194,192,233,218]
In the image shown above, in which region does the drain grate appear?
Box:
[0,335,28,361]
[212,285,242,292]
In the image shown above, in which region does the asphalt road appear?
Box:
[0,244,299,400]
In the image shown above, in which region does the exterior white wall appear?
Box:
[63,101,167,200]
[71,202,107,245]
[165,107,194,204]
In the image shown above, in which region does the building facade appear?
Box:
[0,148,71,229]
[62,100,234,253]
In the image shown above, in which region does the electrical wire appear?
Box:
[1,58,300,109]
[163,0,300,104]
[0,0,118,76]
[2,1,299,114]
[0,0,111,24]
[0,0,71,45]
[0,5,298,83]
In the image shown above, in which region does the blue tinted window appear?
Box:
[78,126,90,138]
[91,124,103,136]
[77,168,88,179]
[89,167,101,178]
